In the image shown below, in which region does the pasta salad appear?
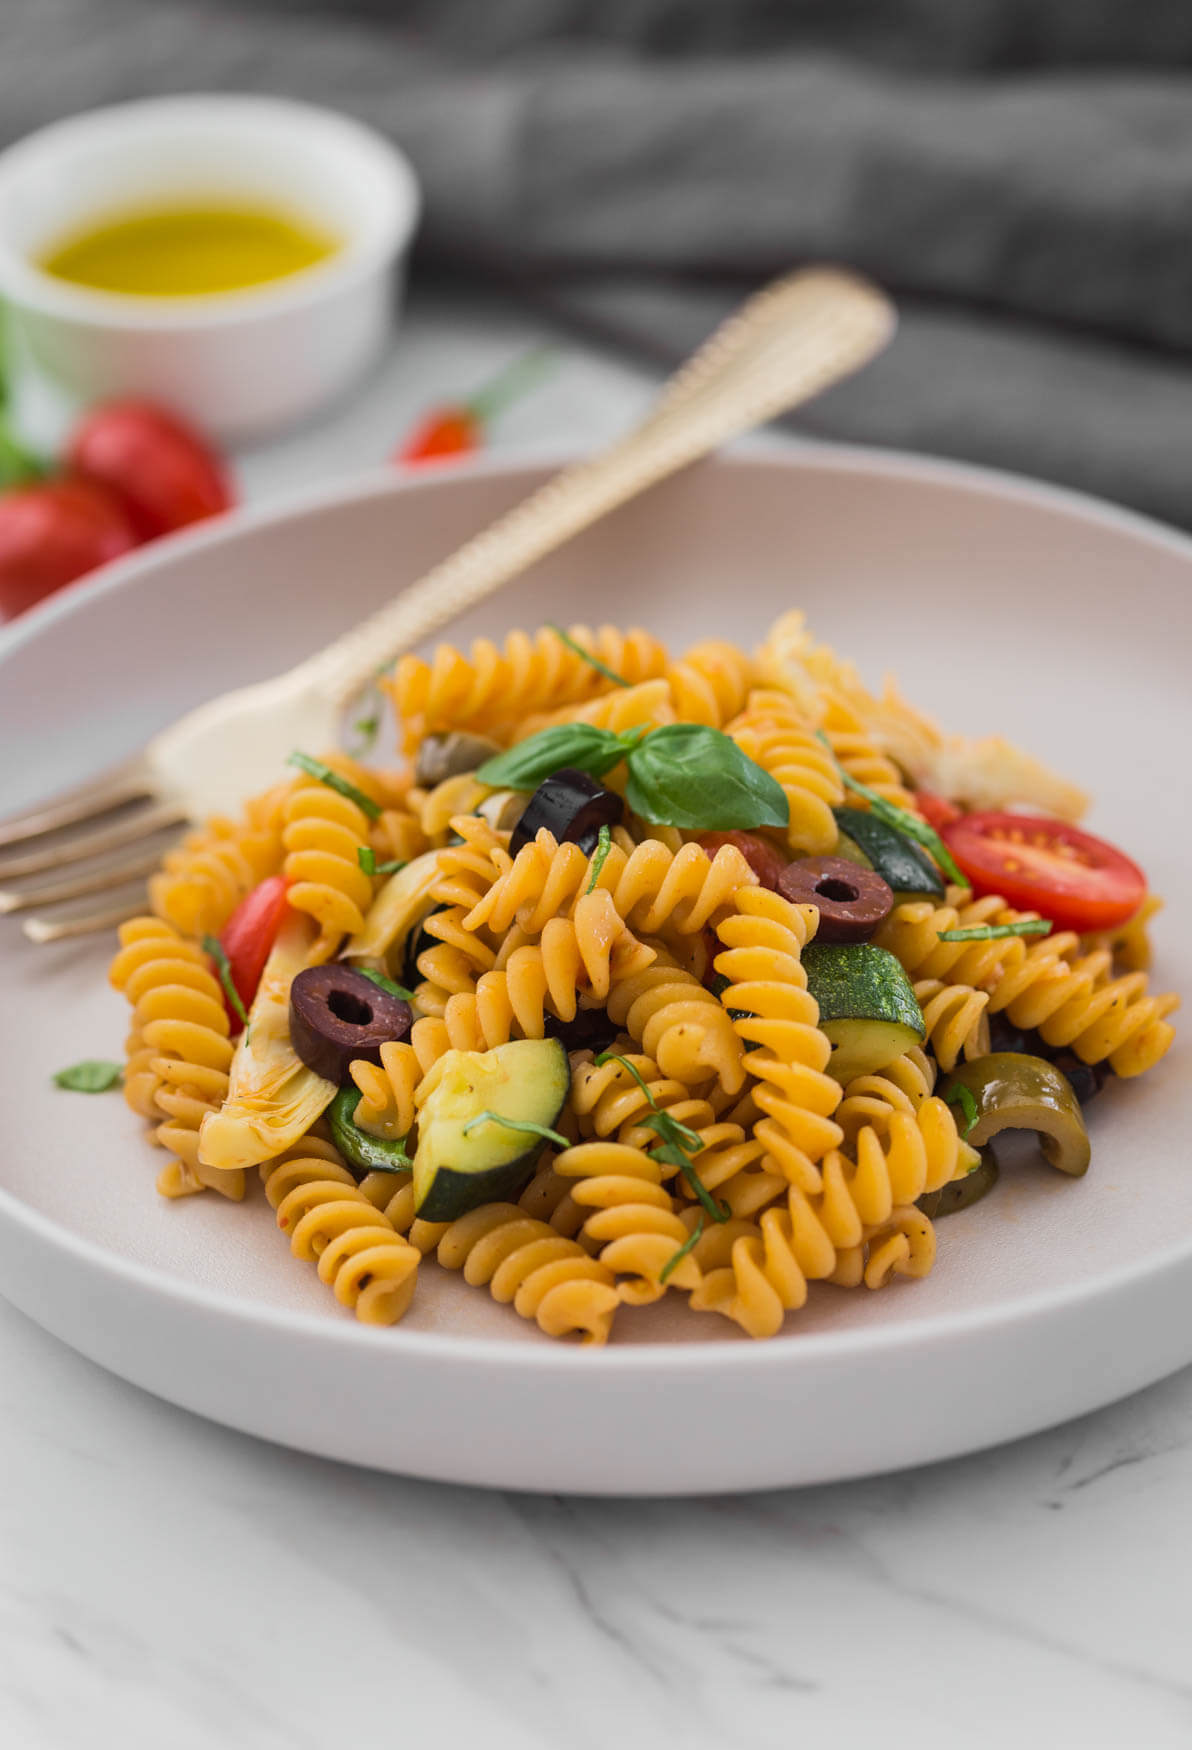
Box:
[102,613,1179,1343]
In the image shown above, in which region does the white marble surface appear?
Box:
[5,289,1192,1750]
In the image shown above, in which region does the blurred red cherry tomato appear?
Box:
[696,830,788,891]
[914,790,963,832]
[68,401,233,539]
[396,407,482,465]
[218,875,292,1028]
[0,478,139,620]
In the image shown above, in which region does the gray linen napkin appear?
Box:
[5,0,1192,524]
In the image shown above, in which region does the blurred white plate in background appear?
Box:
[0,448,1186,1494]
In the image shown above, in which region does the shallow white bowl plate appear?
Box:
[0,450,1187,1495]
[0,96,419,444]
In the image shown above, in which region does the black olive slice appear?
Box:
[509,768,624,856]
[777,855,893,943]
[544,1006,620,1054]
[289,964,412,1084]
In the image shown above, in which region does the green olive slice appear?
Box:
[939,1052,1091,1178]
[919,1150,999,1219]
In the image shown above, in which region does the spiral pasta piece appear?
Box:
[283,763,377,959]
[1081,893,1163,974]
[515,677,675,742]
[369,805,430,868]
[433,1203,620,1342]
[570,1050,775,1219]
[665,640,756,727]
[834,1047,936,1146]
[688,1101,959,1337]
[148,780,291,938]
[817,686,917,811]
[387,624,670,751]
[878,894,1179,1076]
[726,689,844,854]
[914,977,990,1072]
[463,827,757,941]
[413,893,657,1047]
[607,953,747,1094]
[551,1140,701,1303]
[348,1040,421,1141]
[262,1142,420,1324]
[108,917,243,1201]
[712,887,844,1193]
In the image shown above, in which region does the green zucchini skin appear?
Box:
[413,1038,571,1221]
[327,1084,412,1176]
[833,807,946,901]
[803,941,925,1083]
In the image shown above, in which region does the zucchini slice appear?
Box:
[803,941,925,1084]
[833,807,946,902]
[412,1038,571,1221]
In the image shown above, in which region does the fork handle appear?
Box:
[297,266,895,708]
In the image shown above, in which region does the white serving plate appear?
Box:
[0,449,1187,1495]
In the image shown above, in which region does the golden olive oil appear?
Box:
[40,204,339,297]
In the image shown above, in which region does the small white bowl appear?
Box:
[0,95,420,444]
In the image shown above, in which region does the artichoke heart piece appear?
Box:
[198,912,338,1173]
[343,850,442,965]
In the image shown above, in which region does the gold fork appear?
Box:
[0,266,895,942]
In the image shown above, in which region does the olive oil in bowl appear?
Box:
[39,204,339,297]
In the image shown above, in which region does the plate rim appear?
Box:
[1,438,1188,1375]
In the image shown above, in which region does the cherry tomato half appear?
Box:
[941,812,1146,933]
[696,830,788,891]
[218,876,291,1029]
[68,401,233,540]
[0,479,139,620]
[914,790,962,833]
[395,406,482,465]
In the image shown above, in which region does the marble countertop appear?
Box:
[4,289,1192,1750]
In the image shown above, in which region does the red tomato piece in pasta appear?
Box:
[942,812,1146,933]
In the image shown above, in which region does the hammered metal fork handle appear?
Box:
[301,266,895,708]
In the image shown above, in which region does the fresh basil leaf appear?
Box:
[357,966,416,1002]
[624,724,789,831]
[53,1059,123,1093]
[476,724,632,790]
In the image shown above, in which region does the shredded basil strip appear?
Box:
[944,1082,980,1139]
[357,846,407,878]
[593,1051,729,1220]
[287,751,381,821]
[814,731,966,886]
[53,1059,123,1093]
[938,920,1052,941]
[461,1111,570,1150]
[660,1215,705,1285]
[585,825,613,894]
[357,966,416,1002]
[547,623,631,689]
[202,934,251,1036]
